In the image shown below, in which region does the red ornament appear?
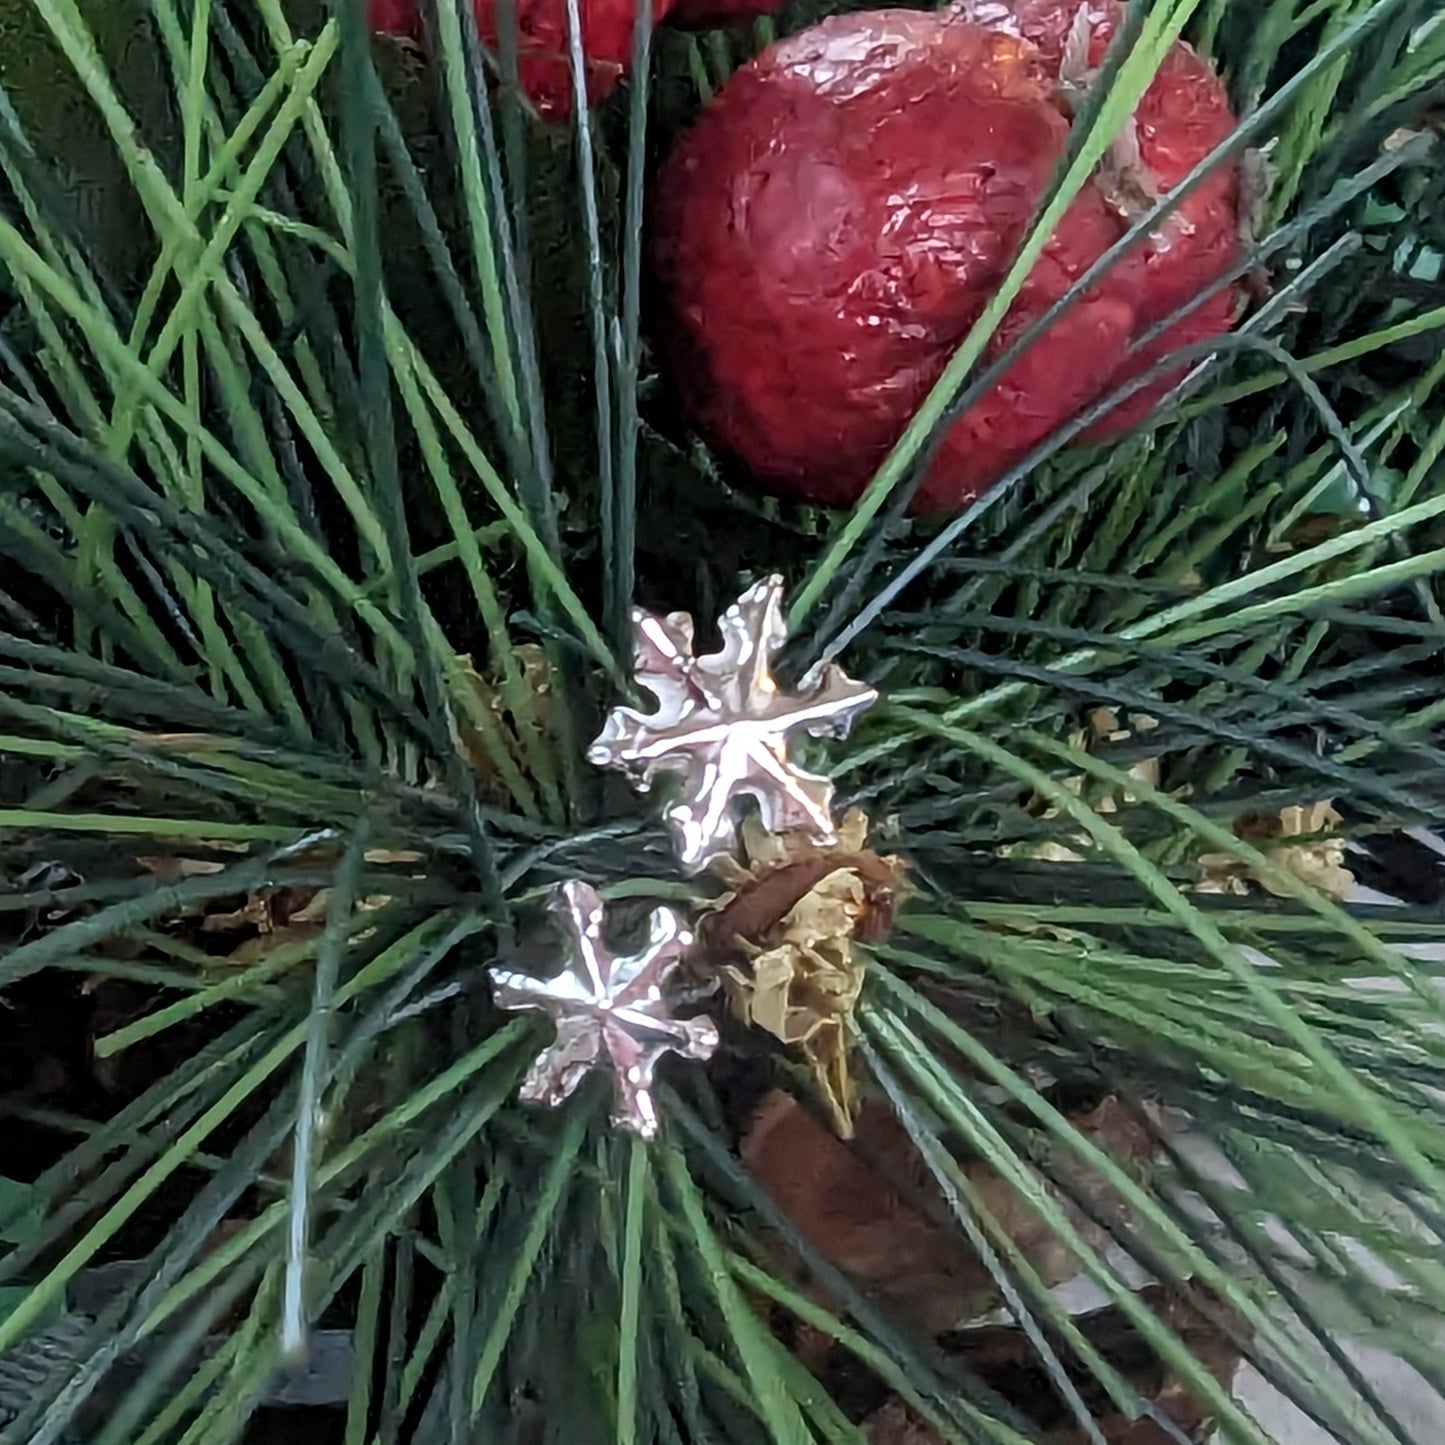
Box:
[370,0,671,117]
[649,1,1242,513]
[371,0,423,34]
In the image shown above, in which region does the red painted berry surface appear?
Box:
[649,0,1242,512]
[371,0,672,116]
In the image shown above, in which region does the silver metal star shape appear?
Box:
[587,575,878,873]
[489,881,719,1138]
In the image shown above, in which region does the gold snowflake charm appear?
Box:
[587,576,878,873]
[489,881,719,1137]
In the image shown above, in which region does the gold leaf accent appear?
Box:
[1199,801,1354,901]
[702,809,904,1137]
[448,644,558,798]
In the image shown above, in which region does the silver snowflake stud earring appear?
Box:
[489,881,719,1137]
[588,575,878,873]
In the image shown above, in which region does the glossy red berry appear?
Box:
[370,0,672,116]
[371,0,422,33]
[649,1,1242,513]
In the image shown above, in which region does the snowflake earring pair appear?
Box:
[487,576,877,1135]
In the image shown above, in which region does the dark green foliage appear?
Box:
[0,0,1443,1442]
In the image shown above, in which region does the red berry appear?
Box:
[649,2,1242,513]
[370,0,671,117]
[958,0,1242,439]
[371,0,422,34]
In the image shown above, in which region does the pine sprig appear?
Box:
[0,0,1443,1441]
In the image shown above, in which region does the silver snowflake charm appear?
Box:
[588,576,878,873]
[489,881,719,1137]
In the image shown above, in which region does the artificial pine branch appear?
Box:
[0,0,1442,1442]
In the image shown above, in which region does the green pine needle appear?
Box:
[0,0,1444,1439]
